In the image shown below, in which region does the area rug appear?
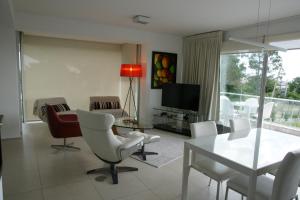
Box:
[130,129,188,168]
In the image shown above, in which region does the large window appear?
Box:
[220,48,300,134]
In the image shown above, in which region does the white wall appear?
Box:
[0,0,21,138]
[15,12,183,124]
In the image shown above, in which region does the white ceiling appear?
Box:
[11,0,300,36]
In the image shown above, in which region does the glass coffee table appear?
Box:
[113,118,153,133]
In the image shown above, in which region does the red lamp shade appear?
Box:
[120,64,142,77]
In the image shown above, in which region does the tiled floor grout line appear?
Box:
[32,135,46,200]
[134,172,163,200]
[89,175,108,200]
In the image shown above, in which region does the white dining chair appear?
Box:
[220,96,234,125]
[190,121,236,200]
[252,102,275,121]
[225,150,300,200]
[229,118,251,132]
[262,102,274,121]
[242,98,258,118]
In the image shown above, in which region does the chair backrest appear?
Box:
[46,105,63,137]
[190,121,218,164]
[244,98,258,115]
[272,150,300,200]
[229,118,251,132]
[77,110,122,162]
[263,102,274,120]
[220,96,234,115]
[190,121,218,138]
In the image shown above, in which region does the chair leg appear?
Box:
[225,186,229,200]
[87,164,138,184]
[216,182,220,200]
[295,195,299,200]
[208,178,212,186]
[133,144,158,161]
[51,138,80,151]
[110,164,118,184]
[241,195,244,200]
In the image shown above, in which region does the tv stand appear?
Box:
[152,107,199,137]
[152,107,231,136]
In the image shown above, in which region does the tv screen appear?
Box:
[162,83,200,111]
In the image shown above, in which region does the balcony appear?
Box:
[220,92,300,136]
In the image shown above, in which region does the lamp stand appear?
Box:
[122,77,137,122]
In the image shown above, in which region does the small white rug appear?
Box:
[130,129,189,168]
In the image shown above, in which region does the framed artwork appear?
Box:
[151,51,177,89]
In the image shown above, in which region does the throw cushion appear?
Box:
[92,101,120,110]
[111,101,120,109]
[40,104,70,120]
[51,104,71,112]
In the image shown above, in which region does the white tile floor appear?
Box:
[2,123,257,200]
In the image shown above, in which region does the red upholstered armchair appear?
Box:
[46,104,82,150]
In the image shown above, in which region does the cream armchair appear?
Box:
[33,97,75,122]
[77,110,143,184]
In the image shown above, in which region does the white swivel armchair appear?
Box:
[190,121,236,200]
[225,150,300,200]
[77,110,144,184]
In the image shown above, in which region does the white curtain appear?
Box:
[183,31,223,121]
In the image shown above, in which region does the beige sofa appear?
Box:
[89,96,128,118]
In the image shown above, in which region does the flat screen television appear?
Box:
[161,83,200,111]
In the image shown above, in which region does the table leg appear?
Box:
[181,143,190,200]
[248,173,257,200]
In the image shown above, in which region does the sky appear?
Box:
[279,49,300,82]
[236,49,300,82]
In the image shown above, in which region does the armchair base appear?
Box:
[51,138,80,151]
[133,144,158,161]
[87,164,138,184]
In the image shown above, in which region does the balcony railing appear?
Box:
[220,91,300,135]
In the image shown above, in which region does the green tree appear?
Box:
[287,77,300,100]
[242,51,285,97]
[268,51,285,97]
[221,55,246,94]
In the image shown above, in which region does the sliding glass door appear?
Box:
[220,51,264,128]
[220,47,300,135]
[262,49,300,134]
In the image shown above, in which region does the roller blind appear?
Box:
[22,35,125,121]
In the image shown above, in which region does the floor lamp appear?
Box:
[120,64,142,122]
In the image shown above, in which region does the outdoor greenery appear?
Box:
[287,77,300,100]
[220,51,300,129]
[221,51,300,100]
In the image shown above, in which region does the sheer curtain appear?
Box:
[183,31,223,121]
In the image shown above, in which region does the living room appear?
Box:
[1,0,300,200]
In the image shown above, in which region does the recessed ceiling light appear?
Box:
[133,15,150,25]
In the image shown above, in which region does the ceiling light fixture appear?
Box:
[133,15,150,25]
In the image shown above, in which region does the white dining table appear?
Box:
[181,128,300,200]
